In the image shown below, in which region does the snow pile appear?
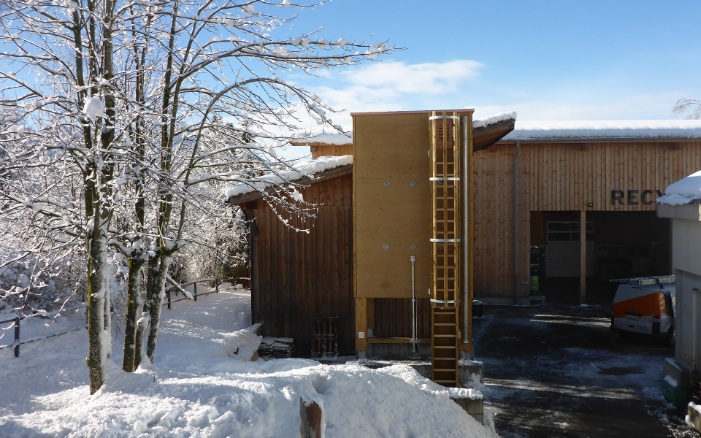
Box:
[0,287,493,437]
[473,112,517,129]
[656,170,701,205]
[503,120,701,141]
[225,155,352,200]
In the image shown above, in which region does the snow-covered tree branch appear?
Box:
[0,0,396,393]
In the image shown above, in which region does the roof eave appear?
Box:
[227,163,353,206]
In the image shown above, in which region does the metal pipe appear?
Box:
[513,141,520,303]
[461,116,469,344]
[410,255,418,355]
[694,287,699,369]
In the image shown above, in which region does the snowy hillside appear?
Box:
[0,287,494,437]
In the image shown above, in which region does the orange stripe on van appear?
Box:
[612,291,664,318]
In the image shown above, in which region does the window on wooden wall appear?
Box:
[546,221,595,242]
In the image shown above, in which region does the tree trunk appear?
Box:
[146,252,171,363]
[86,196,109,394]
[122,254,144,372]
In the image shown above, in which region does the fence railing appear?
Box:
[0,316,20,358]
[166,278,220,309]
[1,278,221,358]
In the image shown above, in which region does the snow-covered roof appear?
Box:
[473,112,517,129]
[656,170,701,206]
[503,120,701,141]
[225,155,353,201]
[289,132,352,147]
[288,113,517,147]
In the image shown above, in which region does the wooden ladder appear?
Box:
[429,112,461,386]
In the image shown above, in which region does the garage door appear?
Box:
[546,221,596,278]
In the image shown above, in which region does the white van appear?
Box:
[610,276,675,341]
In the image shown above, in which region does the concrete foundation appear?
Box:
[451,395,484,425]
[361,359,486,424]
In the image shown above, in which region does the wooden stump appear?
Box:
[299,397,324,438]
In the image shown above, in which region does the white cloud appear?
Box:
[340,60,483,94]
[305,59,484,130]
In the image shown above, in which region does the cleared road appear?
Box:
[473,304,697,437]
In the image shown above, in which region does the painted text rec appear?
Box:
[610,189,663,206]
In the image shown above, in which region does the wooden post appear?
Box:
[355,298,368,357]
[14,317,20,358]
[194,283,198,302]
[299,397,324,438]
[167,289,172,310]
[579,210,587,304]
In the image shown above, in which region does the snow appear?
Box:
[291,133,352,146]
[0,286,493,437]
[291,113,517,144]
[473,112,517,129]
[225,155,353,200]
[656,170,701,206]
[664,375,678,388]
[82,96,105,121]
[503,120,701,141]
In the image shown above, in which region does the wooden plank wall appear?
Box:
[311,145,353,159]
[353,112,433,299]
[250,173,354,356]
[473,140,701,301]
[372,298,431,339]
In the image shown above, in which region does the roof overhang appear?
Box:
[473,117,516,151]
[227,163,353,206]
[657,203,701,222]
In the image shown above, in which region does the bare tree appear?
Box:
[674,98,701,119]
[0,0,394,393]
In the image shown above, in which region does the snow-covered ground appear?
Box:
[0,286,494,437]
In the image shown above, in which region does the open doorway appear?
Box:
[530,211,670,304]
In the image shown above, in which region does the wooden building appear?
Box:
[227,114,701,370]
[227,110,513,386]
[657,174,701,415]
[479,121,701,304]
[228,160,355,357]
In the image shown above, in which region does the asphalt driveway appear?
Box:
[473,304,698,437]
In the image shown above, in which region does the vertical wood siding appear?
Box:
[250,173,354,356]
[473,140,701,300]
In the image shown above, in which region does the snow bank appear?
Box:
[504,120,701,141]
[656,170,701,205]
[0,288,494,437]
[225,155,352,200]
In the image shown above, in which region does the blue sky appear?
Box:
[285,0,701,131]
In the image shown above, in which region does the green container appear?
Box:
[530,276,540,294]
[662,380,689,410]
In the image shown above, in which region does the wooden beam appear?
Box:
[367,337,431,344]
[355,298,368,355]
